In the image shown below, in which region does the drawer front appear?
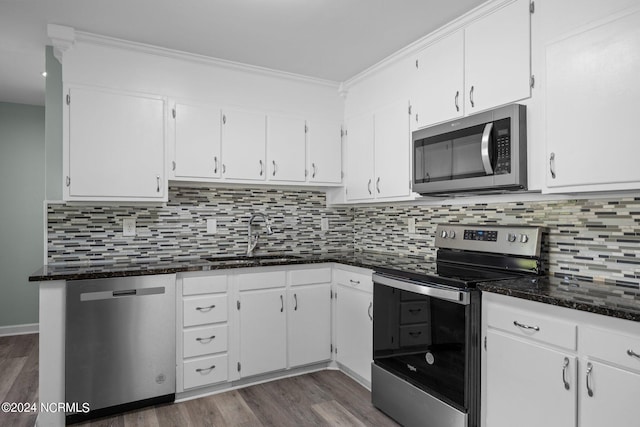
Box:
[487,301,577,350]
[290,267,331,286]
[183,295,227,327]
[334,269,372,293]
[183,354,228,390]
[183,325,228,358]
[183,275,227,296]
[400,324,431,347]
[237,270,286,291]
[400,301,430,324]
[581,326,640,373]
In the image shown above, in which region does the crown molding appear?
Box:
[47,24,75,63]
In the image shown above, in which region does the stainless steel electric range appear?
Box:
[372,224,543,427]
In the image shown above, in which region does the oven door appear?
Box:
[372,273,480,415]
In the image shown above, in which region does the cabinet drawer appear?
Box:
[183,275,227,295]
[183,325,228,358]
[581,326,640,373]
[290,267,331,286]
[334,269,372,293]
[487,301,577,350]
[183,295,227,327]
[237,270,286,291]
[400,324,431,347]
[400,301,430,324]
[183,354,228,390]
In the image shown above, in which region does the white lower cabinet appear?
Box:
[238,287,287,377]
[483,293,640,427]
[288,283,332,368]
[334,268,373,385]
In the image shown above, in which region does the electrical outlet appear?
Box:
[123,218,136,237]
[207,218,217,234]
[320,217,329,231]
[408,218,416,234]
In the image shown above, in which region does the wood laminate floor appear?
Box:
[0,333,398,427]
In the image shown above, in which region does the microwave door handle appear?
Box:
[481,122,494,175]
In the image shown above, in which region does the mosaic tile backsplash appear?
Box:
[47,188,640,289]
[47,186,354,265]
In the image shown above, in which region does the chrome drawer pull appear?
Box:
[196,335,216,344]
[196,305,216,312]
[349,279,360,285]
[368,302,373,321]
[627,349,640,359]
[586,362,594,397]
[196,365,216,374]
[513,320,540,331]
[562,357,570,390]
[408,331,422,338]
[408,308,422,314]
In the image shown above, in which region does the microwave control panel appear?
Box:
[494,119,511,175]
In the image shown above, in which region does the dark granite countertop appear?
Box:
[478,276,640,322]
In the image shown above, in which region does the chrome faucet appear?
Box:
[247,212,274,256]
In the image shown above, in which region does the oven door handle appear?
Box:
[481,122,494,176]
[373,273,470,305]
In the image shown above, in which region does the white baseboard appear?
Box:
[0,323,39,337]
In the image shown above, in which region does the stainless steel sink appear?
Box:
[205,254,302,266]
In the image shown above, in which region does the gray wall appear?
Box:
[45,46,63,201]
[0,102,45,327]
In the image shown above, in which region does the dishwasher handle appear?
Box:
[80,286,165,301]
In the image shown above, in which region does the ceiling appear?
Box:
[0,0,486,106]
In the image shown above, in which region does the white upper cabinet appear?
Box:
[65,86,166,201]
[266,115,306,182]
[545,6,640,192]
[221,109,266,181]
[345,113,375,201]
[307,119,343,184]
[173,102,221,180]
[465,0,532,113]
[374,101,411,200]
[413,31,464,129]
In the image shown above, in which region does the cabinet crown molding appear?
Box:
[47,24,75,63]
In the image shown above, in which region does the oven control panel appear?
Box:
[435,224,542,257]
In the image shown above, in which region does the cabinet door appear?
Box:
[545,7,640,190]
[345,114,374,201]
[485,330,577,427]
[221,109,266,181]
[173,103,221,180]
[580,359,640,427]
[266,115,306,182]
[308,119,342,184]
[288,284,331,367]
[374,101,411,200]
[465,0,531,113]
[413,30,464,128]
[336,285,373,383]
[239,288,286,378]
[66,87,165,200]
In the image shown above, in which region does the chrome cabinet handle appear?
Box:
[549,152,556,179]
[280,295,284,312]
[480,123,494,175]
[66,176,71,187]
[259,160,263,176]
[455,91,460,112]
[156,175,160,192]
[376,177,381,194]
[196,365,216,374]
[214,156,218,174]
[627,349,640,359]
[312,163,317,178]
[513,320,540,331]
[470,85,475,108]
[367,179,372,195]
[349,279,360,285]
[172,161,176,171]
[586,362,594,397]
[196,335,216,343]
[222,164,226,174]
[272,160,277,176]
[294,294,298,311]
[408,331,422,338]
[562,357,570,390]
[367,302,373,321]
[196,304,216,312]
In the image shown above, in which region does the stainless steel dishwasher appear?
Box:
[65,274,176,422]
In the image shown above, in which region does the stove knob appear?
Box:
[449,230,456,239]
[507,233,517,243]
[520,234,529,243]
[441,230,448,239]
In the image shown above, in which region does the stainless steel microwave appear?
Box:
[413,104,527,195]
